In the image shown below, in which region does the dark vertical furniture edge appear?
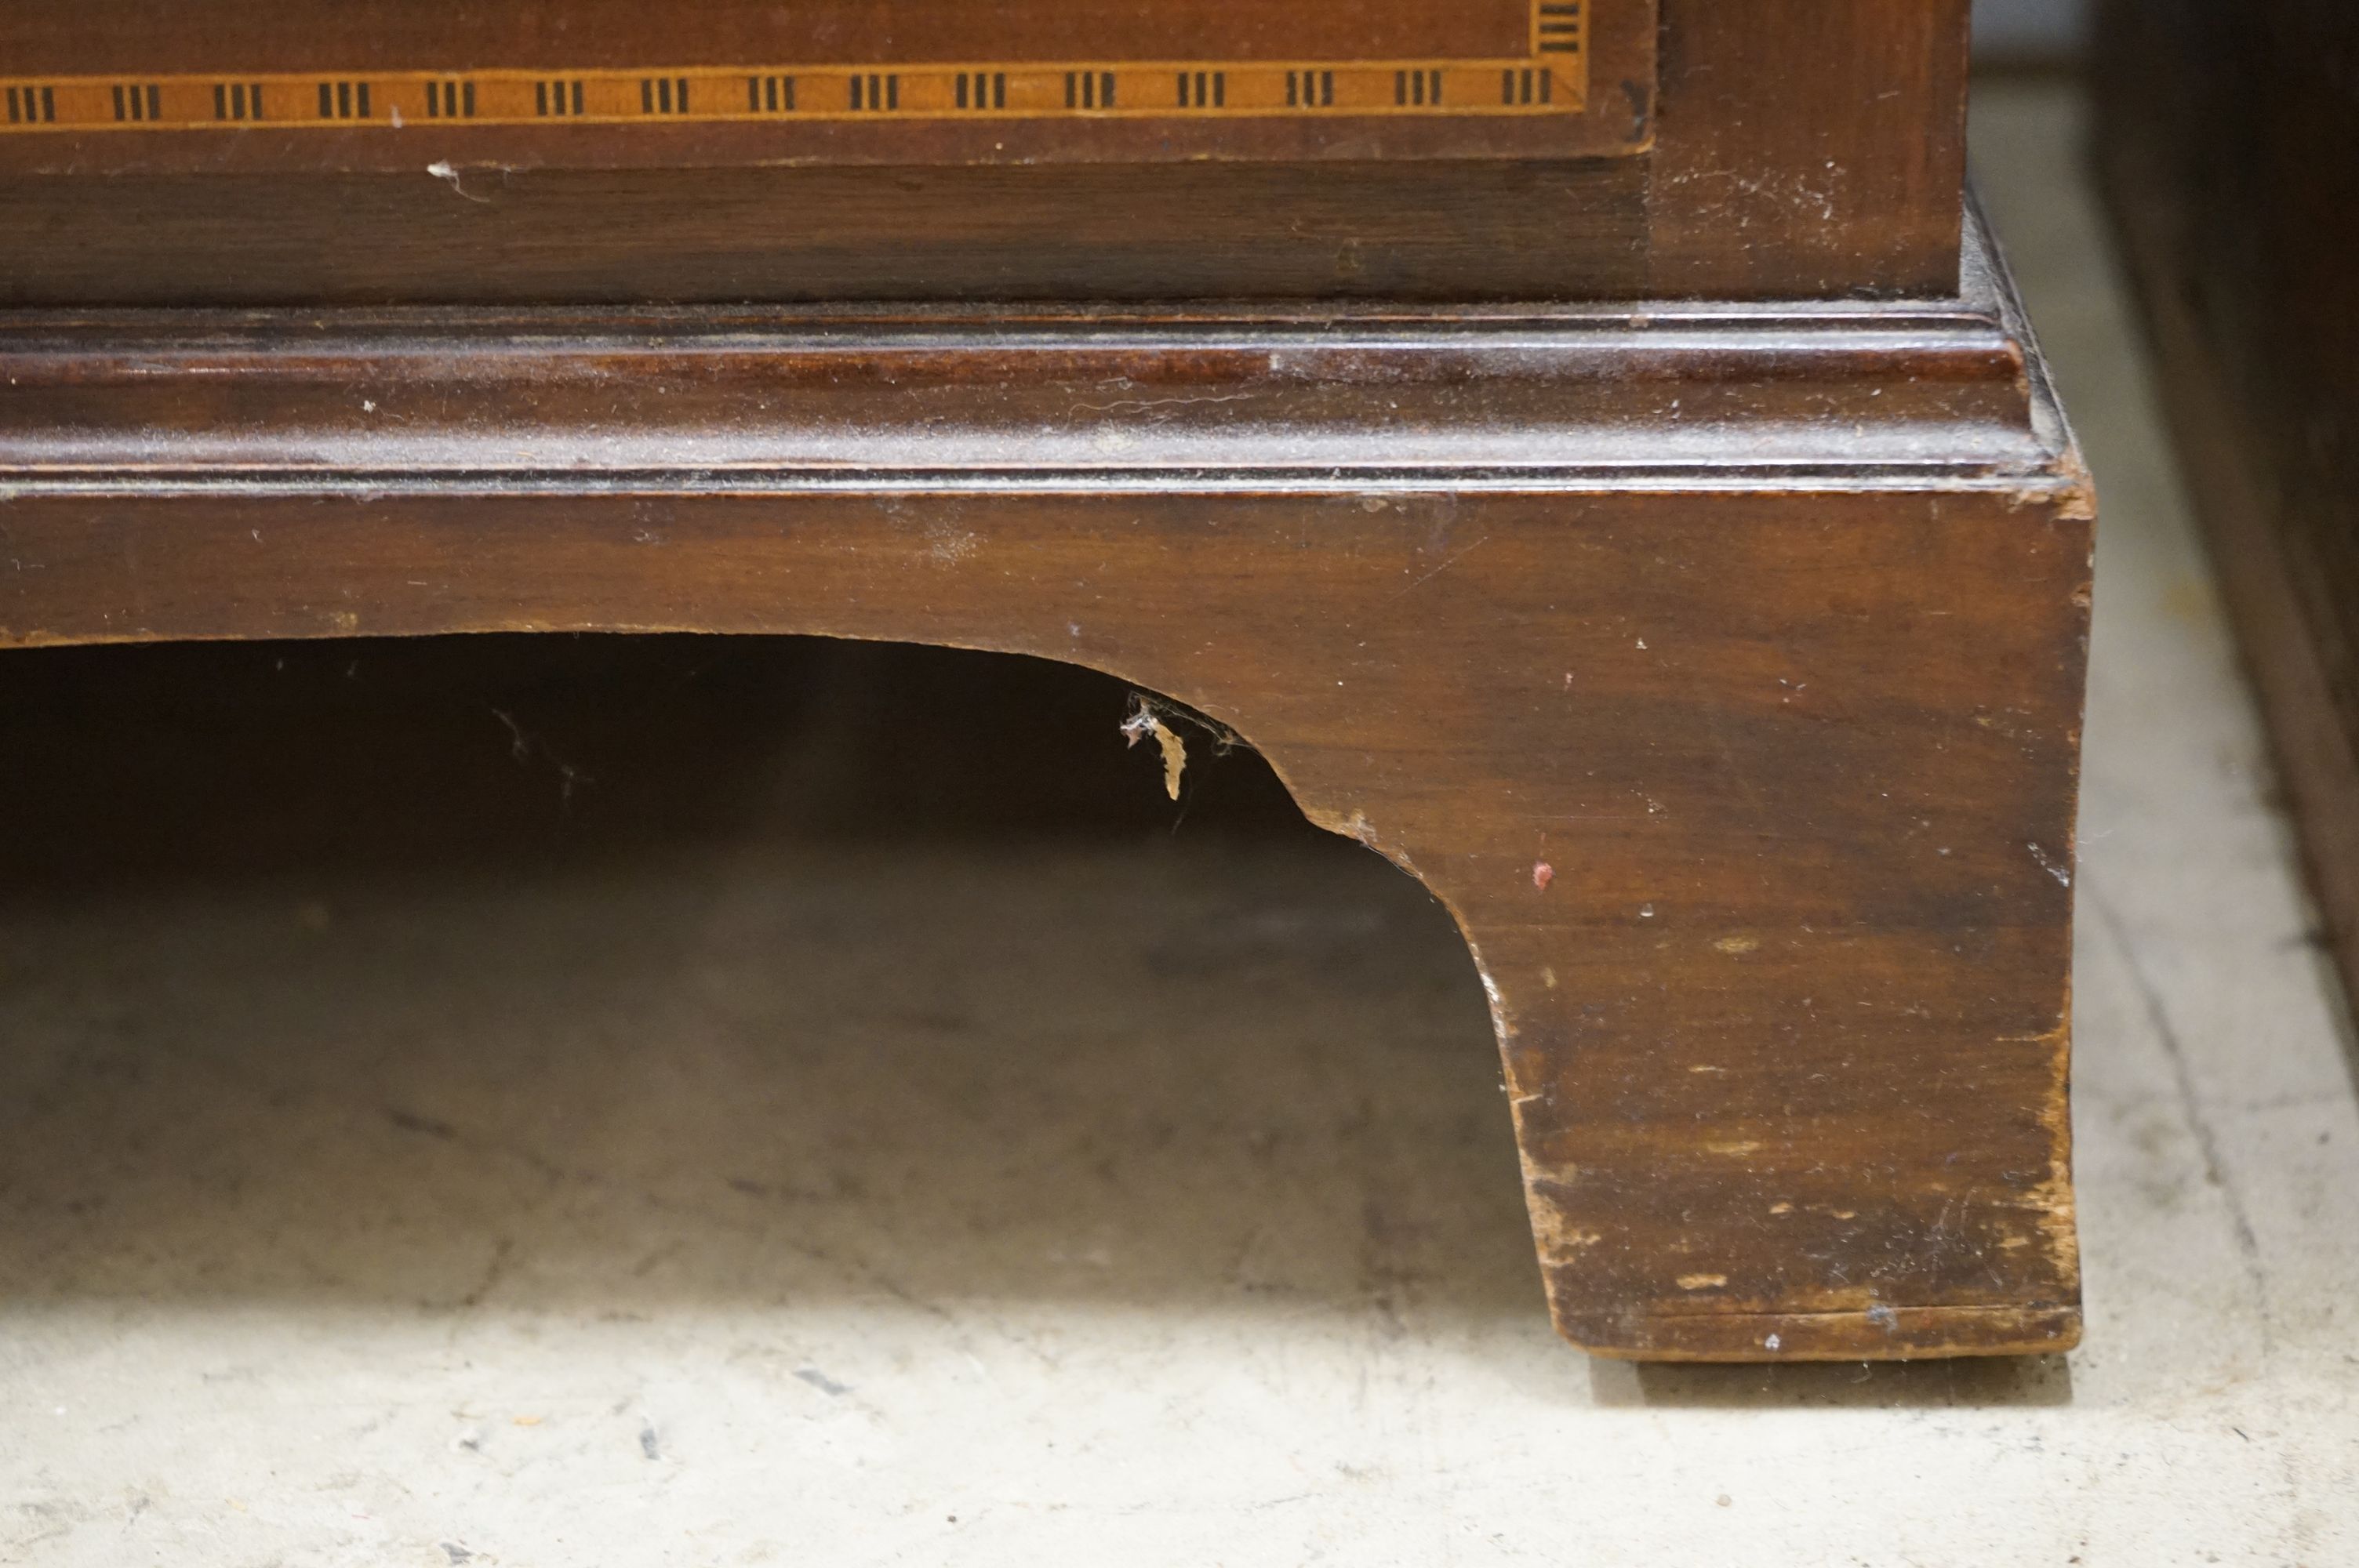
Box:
[2094,0,2359,1010]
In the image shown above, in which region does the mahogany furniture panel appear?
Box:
[0,212,2093,1360]
[0,0,1971,303]
[0,0,2089,1361]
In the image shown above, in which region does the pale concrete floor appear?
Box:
[5,82,2357,1565]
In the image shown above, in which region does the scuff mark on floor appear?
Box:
[794,1368,852,1398]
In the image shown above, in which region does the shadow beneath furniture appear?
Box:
[0,633,2080,1408]
[0,633,1543,1330]
[1587,1354,2074,1410]
[0,633,1310,904]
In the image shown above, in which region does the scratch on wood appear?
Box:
[426,161,494,203]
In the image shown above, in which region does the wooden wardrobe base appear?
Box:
[0,209,2092,1361]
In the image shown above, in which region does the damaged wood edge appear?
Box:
[1292,784,2083,1366]
[1565,1304,2085,1363]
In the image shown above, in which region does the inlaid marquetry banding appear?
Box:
[0,0,1590,134]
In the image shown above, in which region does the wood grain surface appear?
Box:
[0,0,1967,303]
[0,0,1644,165]
[0,212,2093,1360]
